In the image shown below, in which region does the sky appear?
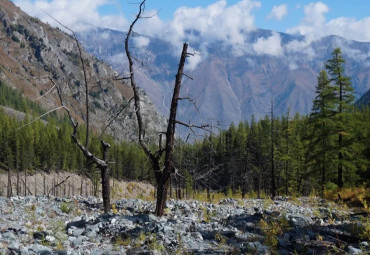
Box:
[11,0,370,69]
[12,0,370,39]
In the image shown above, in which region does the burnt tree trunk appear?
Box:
[155,179,170,216]
[155,43,188,216]
[24,169,27,196]
[7,168,12,198]
[124,1,191,217]
[100,140,111,213]
[270,97,276,198]
[51,78,112,213]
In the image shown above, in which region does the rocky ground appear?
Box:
[0,196,369,255]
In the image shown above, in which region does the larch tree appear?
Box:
[325,48,355,188]
[309,69,336,194]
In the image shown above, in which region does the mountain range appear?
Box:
[1,0,370,140]
[0,0,166,141]
[77,27,370,130]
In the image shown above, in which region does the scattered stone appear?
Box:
[0,196,367,254]
[33,231,48,240]
[66,219,87,229]
[348,246,362,254]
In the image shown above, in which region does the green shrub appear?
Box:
[60,201,73,214]
[259,216,291,250]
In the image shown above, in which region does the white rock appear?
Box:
[348,246,362,254]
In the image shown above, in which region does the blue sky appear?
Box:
[112,0,370,33]
[13,0,370,37]
[12,0,370,69]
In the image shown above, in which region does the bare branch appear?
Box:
[98,97,134,139]
[125,0,155,161]
[175,120,211,130]
[39,7,90,147]
[50,75,108,170]
[35,83,56,101]
[49,77,76,127]
[71,123,107,168]
[113,76,131,81]
[178,96,200,113]
[48,175,70,196]
[16,106,65,130]
[132,55,152,71]
[140,8,159,19]
[21,178,33,196]
[183,73,193,80]
[172,167,186,180]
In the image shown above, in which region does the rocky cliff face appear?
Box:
[77,27,370,130]
[0,0,166,141]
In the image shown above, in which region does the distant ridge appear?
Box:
[77,27,370,129]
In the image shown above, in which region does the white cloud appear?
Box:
[302,2,329,26]
[14,0,263,70]
[100,31,110,40]
[13,0,128,32]
[285,1,370,59]
[287,2,370,42]
[253,32,283,56]
[107,53,126,65]
[137,0,261,54]
[267,4,288,21]
[285,39,316,59]
[185,49,202,71]
[133,36,150,48]
[289,62,298,70]
[333,38,370,62]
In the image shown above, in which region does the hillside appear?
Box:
[77,28,370,130]
[356,88,370,107]
[0,0,166,141]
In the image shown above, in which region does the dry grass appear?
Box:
[324,187,370,209]
[0,171,155,200]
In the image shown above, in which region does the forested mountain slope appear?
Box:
[0,0,165,141]
[356,88,370,107]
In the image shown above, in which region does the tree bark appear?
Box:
[270,97,276,198]
[7,168,12,198]
[155,178,170,216]
[100,140,111,213]
[155,43,188,216]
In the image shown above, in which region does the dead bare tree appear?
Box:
[50,78,112,212]
[125,0,211,216]
[24,9,113,212]
[19,38,112,212]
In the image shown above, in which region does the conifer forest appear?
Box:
[1,48,369,199]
